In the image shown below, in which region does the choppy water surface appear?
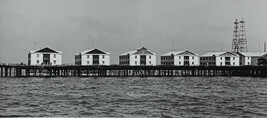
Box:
[0,77,267,117]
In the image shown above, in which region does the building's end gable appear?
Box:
[178,50,198,56]
[219,52,239,57]
[133,47,155,55]
[36,47,59,53]
[85,48,107,55]
[30,47,62,54]
[261,53,267,58]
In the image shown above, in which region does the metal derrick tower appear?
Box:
[231,18,248,53]
[232,19,239,53]
[239,18,248,52]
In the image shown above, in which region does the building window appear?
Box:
[233,57,235,60]
[54,54,56,58]
[179,56,181,59]
[149,61,151,64]
[87,55,90,59]
[179,61,181,65]
[102,55,105,59]
[37,60,39,64]
[53,60,56,64]
[220,62,222,65]
[37,54,39,58]
[248,62,250,65]
[220,57,222,60]
[135,61,137,65]
[192,56,194,59]
[149,56,151,59]
[233,62,235,65]
[192,62,194,65]
[248,57,250,59]
[102,61,105,64]
[135,56,137,59]
[87,61,89,64]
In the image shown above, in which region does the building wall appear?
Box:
[243,56,251,65]
[258,55,267,65]
[75,55,81,65]
[173,55,199,66]
[119,55,130,65]
[240,56,246,65]
[160,56,174,65]
[216,56,224,66]
[125,54,156,66]
[29,53,62,65]
[215,56,239,66]
[130,55,140,65]
[231,56,239,66]
[50,54,62,65]
[174,55,184,65]
[251,57,259,65]
[200,55,239,66]
[81,54,92,65]
[29,53,43,65]
[146,55,156,66]
[80,54,110,65]
[189,55,199,66]
[99,54,110,65]
[200,56,216,66]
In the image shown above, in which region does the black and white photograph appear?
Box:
[0,0,267,117]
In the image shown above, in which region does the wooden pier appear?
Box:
[0,65,267,77]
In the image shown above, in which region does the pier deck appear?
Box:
[0,65,266,77]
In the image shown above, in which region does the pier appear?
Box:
[0,65,267,77]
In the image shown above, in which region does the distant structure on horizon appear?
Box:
[200,51,240,66]
[75,48,110,65]
[28,47,62,65]
[232,18,248,53]
[119,47,156,66]
[161,50,199,66]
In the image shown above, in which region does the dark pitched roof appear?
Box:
[36,47,58,53]
[85,48,106,54]
[133,47,154,55]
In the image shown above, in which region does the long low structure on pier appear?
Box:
[0,65,267,77]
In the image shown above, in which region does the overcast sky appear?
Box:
[0,0,267,64]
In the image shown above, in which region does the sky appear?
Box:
[0,0,267,64]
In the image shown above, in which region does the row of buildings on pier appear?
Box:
[28,47,267,66]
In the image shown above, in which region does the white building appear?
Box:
[161,50,199,66]
[119,47,156,66]
[75,48,110,65]
[237,52,267,66]
[28,47,62,65]
[200,51,239,66]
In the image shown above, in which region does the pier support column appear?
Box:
[0,67,3,77]
[26,68,30,77]
[5,67,8,77]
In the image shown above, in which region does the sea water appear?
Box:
[0,77,266,117]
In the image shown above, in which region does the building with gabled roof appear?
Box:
[161,50,199,66]
[75,48,110,65]
[28,47,62,65]
[258,53,267,65]
[200,51,239,66]
[119,47,156,66]
[237,52,267,65]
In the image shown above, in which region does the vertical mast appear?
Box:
[232,19,239,53]
[239,18,248,52]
